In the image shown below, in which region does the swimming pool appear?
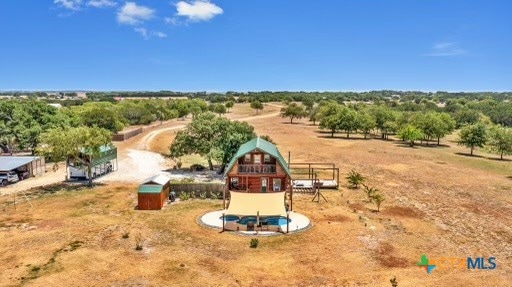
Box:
[221,215,240,222]
[221,215,291,225]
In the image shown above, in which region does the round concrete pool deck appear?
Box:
[198,209,311,236]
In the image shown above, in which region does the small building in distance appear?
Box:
[0,156,45,179]
[138,174,171,210]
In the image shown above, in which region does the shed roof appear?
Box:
[141,174,170,186]
[138,185,163,193]
[224,137,291,177]
[0,156,41,171]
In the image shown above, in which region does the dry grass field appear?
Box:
[1,103,511,286]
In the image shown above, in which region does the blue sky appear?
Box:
[0,0,511,92]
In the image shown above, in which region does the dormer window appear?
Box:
[264,154,271,163]
[244,154,251,163]
[254,154,261,164]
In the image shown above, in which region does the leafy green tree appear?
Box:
[38,126,113,186]
[280,103,307,124]
[169,113,256,171]
[454,108,480,127]
[457,123,488,156]
[302,96,315,112]
[397,124,424,147]
[79,103,125,132]
[371,105,396,139]
[487,126,512,160]
[319,114,339,137]
[225,101,234,112]
[118,100,154,125]
[210,103,227,116]
[308,105,320,126]
[250,100,264,115]
[337,107,361,138]
[358,111,376,139]
[436,113,456,145]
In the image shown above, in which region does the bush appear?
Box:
[363,184,378,203]
[250,238,259,248]
[122,231,130,239]
[189,164,205,171]
[346,170,364,189]
[211,192,221,199]
[199,192,207,199]
[179,192,190,201]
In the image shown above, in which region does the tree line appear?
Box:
[277,100,512,159]
[0,98,209,154]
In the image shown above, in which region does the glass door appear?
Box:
[261,178,268,192]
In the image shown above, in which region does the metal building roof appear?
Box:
[0,156,41,171]
[138,185,164,193]
[141,174,170,186]
[224,137,291,177]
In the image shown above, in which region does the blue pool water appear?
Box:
[222,215,240,222]
[221,215,291,225]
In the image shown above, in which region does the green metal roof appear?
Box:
[138,185,164,193]
[224,137,291,177]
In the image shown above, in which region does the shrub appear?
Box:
[190,164,205,171]
[363,184,378,202]
[373,193,385,212]
[250,238,259,248]
[179,192,190,201]
[122,231,130,239]
[346,170,364,189]
[135,232,143,250]
[199,192,207,199]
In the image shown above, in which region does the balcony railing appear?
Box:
[237,164,276,174]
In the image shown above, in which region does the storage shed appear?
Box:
[0,156,45,178]
[137,174,171,210]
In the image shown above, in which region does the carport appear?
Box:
[0,156,45,178]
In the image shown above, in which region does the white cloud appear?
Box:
[134,27,148,39]
[117,2,155,25]
[133,28,167,39]
[175,0,223,22]
[54,0,83,11]
[425,42,467,57]
[152,31,168,38]
[87,0,117,8]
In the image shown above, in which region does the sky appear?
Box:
[0,0,511,92]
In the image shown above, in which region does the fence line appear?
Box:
[170,183,225,197]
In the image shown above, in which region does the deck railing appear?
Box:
[237,164,276,174]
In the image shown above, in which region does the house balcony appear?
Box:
[237,164,276,174]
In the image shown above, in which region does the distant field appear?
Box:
[1,103,511,286]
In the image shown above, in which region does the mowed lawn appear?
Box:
[1,104,511,286]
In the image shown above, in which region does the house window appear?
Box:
[273,179,281,191]
[264,154,271,163]
[254,154,261,164]
[230,177,239,187]
[244,154,251,163]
